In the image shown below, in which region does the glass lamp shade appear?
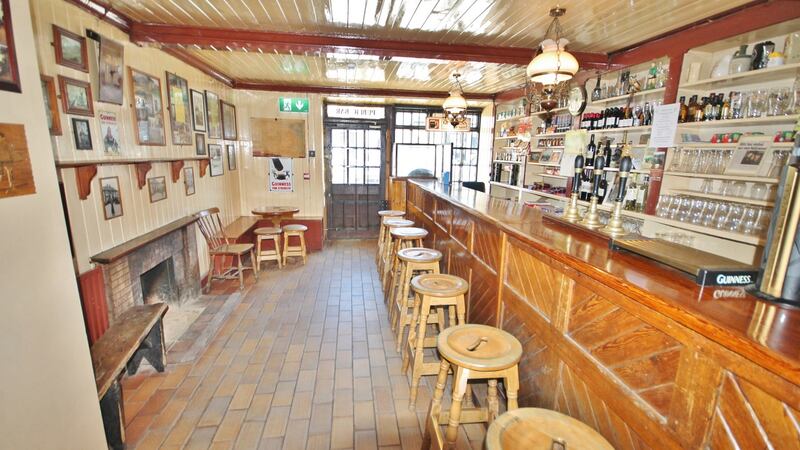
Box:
[442,90,467,114]
[527,38,579,85]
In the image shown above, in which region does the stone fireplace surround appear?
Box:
[91,217,201,323]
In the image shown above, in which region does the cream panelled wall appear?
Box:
[31,0,242,275]
[234,90,325,219]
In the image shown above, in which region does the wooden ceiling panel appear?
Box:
[112,0,755,52]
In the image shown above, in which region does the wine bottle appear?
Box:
[592,75,602,101]
[603,139,612,168]
[586,134,596,168]
[721,92,731,120]
[678,96,688,123]
[597,171,609,203]
[704,93,715,121]
[687,95,698,122]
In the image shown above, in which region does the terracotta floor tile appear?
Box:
[235,420,265,449]
[197,396,232,428]
[330,416,354,449]
[245,393,273,422]
[262,405,290,438]
[355,429,379,450]
[229,383,257,410]
[213,409,246,442]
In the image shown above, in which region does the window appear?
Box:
[330,128,382,185]
[393,106,482,183]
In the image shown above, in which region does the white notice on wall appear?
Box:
[649,103,680,148]
[269,157,294,192]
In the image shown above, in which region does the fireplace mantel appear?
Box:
[91,216,198,264]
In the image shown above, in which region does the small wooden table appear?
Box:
[252,206,300,228]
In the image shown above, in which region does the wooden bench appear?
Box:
[91,303,168,450]
[222,216,260,241]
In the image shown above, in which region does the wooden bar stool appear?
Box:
[383,227,428,297]
[485,408,614,450]
[402,273,468,410]
[282,224,308,265]
[377,210,404,264]
[423,324,523,450]
[390,247,442,353]
[378,218,414,284]
[254,227,283,269]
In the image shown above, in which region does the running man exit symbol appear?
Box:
[279,97,309,113]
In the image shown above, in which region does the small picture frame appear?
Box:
[52,25,88,73]
[529,151,542,163]
[184,167,195,196]
[99,176,123,220]
[71,118,92,150]
[0,0,21,93]
[195,133,206,155]
[221,101,237,140]
[148,176,167,203]
[549,149,563,164]
[209,144,223,177]
[226,144,237,170]
[191,89,206,132]
[40,75,62,135]
[726,136,773,175]
[58,75,94,116]
[206,90,221,139]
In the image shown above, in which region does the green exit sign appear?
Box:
[279,97,309,113]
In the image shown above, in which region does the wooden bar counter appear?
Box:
[402,179,800,449]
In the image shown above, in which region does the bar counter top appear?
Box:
[410,180,800,384]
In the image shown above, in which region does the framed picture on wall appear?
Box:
[99,176,123,220]
[221,101,237,140]
[195,133,206,155]
[129,67,165,145]
[40,75,61,135]
[148,176,167,203]
[226,144,236,170]
[58,75,94,116]
[205,90,222,139]
[97,36,123,105]
[0,0,21,93]
[52,25,88,73]
[71,118,92,150]
[98,111,120,155]
[190,89,206,132]
[166,72,192,145]
[184,167,195,196]
[209,144,223,177]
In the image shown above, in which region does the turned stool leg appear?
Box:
[282,233,289,266]
[394,262,415,352]
[408,297,430,410]
[487,379,499,423]
[445,367,470,448]
[300,232,307,264]
[237,254,244,290]
[422,359,451,449]
[505,366,520,411]
[402,292,422,374]
[251,248,259,279]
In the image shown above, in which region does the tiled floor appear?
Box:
[124,239,486,449]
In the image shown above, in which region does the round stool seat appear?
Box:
[283,224,308,232]
[254,227,282,236]
[384,218,414,228]
[437,324,522,371]
[411,273,468,298]
[397,247,442,263]
[378,210,405,217]
[391,227,428,239]
[486,408,614,450]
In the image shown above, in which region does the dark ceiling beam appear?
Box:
[609,0,800,67]
[64,0,132,33]
[232,81,495,100]
[160,48,233,87]
[130,23,609,69]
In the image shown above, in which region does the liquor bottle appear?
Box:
[597,171,609,202]
[716,93,725,120]
[592,75,602,101]
[720,92,731,120]
[624,174,638,211]
[678,96,688,123]
[687,95,698,122]
[636,175,650,212]
[603,139,613,168]
[694,97,706,122]
[704,93,715,121]
[586,134,597,168]
[644,102,653,126]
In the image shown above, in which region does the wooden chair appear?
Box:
[195,207,258,292]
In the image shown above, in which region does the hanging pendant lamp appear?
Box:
[443,73,467,126]
[527,7,579,85]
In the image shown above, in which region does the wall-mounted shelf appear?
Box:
[679,62,800,91]
[678,115,800,128]
[646,214,766,246]
[528,162,562,167]
[495,135,518,140]
[667,188,774,207]
[531,107,568,116]
[534,132,567,138]
[493,160,524,165]
[588,125,652,134]
[589,87,666,106]
[496,115,528,123]
[531,146,565,150]
[489,181,522,191]
[665,171,779,183]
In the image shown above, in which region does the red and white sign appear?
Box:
[268,157,294,192]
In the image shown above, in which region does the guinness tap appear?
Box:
[579,155,605,229]
[563,154,584,222]
[601,154,632,237]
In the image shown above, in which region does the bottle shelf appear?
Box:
[493,160,524,165]
[496,115,528,123]
[664,171,779,183]
[678,114,800,128]
[666,188,775,207]
[531,146,565,150]
[676,142,793,148]
[534,132,567,138]
[589,87,666,106]
[587,125,652,134]
[679,62,800,91]
[495,135,519,140]
[528,162,562,167]
[531,107,568,116]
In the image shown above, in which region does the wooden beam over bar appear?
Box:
[131,23,609,69]
[232,80,495,99]
[160,47,233,87]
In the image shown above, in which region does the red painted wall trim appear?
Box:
[63,0,132,32]
[77,266,110,345]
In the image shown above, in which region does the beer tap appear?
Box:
[579,154,605,229]
[601,155,632,237]
[563,154,584,222]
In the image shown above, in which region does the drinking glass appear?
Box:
[767,150,791,178]
[720,149,734,173]
[681,149,699,172]
[755,208,772,234]
[708,150,724,174]
[713,203,732,229]
[668,148,683,171]
[689,198,706,224]
[699,150,714,174]
[718,180,735,196]
[701,201,719,227]
[741,206,760,234]
[667,195,684,220]
[676,196,694,222]
[730,91,743,119]
[725,203,745,232]
[750,182,767,200]
[656,194,673,217]
[746,89,767,118]
[699,178,715,194]
[731,181,747,197]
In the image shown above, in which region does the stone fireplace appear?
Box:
[91,217,201,323]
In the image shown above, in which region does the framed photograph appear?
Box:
[58,75,94,116]
[148,176,167,203]
[0,0,21,93]
[221,101,237,140]
[129,67,165,145]
[40,75,61,135]
[726,136,772,175]
[71,118,92,150]
[209,143,223,177]
[166,72,192,145]
[226,144,236,170]
[549,149,563,164]
[184,166,195,196]
[529,151,541,163]
[0,123,36,198]
[99,176,123,219]
[190,89,206,132]
[98,111,120,154]
[97,36,123,104]
[195,133,206,155]
[53,25,88,73]
[205,90,221,139]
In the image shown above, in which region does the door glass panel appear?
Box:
[349,167,364,184]
[332,129,347,147]
[366,168,380,184]
[331,147,347,184]
[366,148,381,166]
[366,130,381,148]
[395,144,436,177]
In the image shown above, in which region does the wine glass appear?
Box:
[701,201,719,227]
[741,206,761,234]
[689,198,706,224]
[713,203,731,229]
[669,149,684,172]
